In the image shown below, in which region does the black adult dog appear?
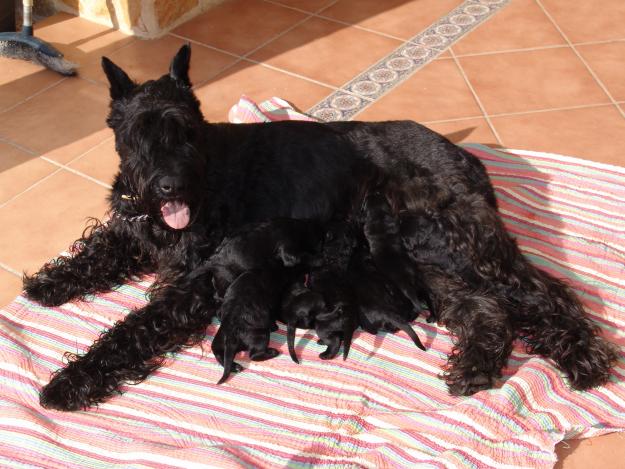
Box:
[26,44,615,410]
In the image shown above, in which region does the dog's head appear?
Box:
[102,44,208,230]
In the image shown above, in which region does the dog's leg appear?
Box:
[515,271,617,390]
[39,269,216,411]
[24,219,154,306]
[440,293,514,396]
[318,334,342,360]
[248,329,279,361]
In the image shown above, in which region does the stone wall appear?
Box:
[42,0,225,38]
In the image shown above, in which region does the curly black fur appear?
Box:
[401,192,617,394]
[26,44,616,410]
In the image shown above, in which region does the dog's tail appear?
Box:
[388,316,426,351]
[217,338,236,385]
[287,322,299,364]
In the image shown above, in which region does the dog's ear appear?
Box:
[169,43,192,87]
[101,57,135,99]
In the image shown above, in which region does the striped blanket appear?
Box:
[1,97,623,468]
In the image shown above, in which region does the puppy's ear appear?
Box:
[169,43,192,87]
[101,57,135,99]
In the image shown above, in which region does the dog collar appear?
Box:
[112,212,151,223]
[121,194,137,201]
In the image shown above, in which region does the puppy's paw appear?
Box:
[249,348,279,361]
[319,344,340,360]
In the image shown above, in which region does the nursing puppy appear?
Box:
[208,218,322,382]
[208,218,322,302]
[349,244,426,352]
[212,269,284,384]
[280,222,357,362]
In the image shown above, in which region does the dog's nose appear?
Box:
[159,176,183,195]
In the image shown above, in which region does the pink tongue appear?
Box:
[161,201,190,229]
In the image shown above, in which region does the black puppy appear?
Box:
[212,269,284,384]
[280,222,357,362]
[208,218,322,301]
[208,218,323,381]
[349,244,426,352]
[361,190,432,315]
[280,280,325,363]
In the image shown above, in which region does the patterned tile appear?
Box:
[307,0,512,120]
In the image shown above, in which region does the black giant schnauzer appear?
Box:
[26,44,616,410]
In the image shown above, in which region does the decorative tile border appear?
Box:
[307,0,511,121]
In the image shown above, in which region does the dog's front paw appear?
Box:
[40,367,97,411]
[23,272,75,307]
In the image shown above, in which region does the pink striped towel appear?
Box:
[0,96,623,468]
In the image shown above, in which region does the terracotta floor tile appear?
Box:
[0,79,111,164]
[0,269,22,310]
[80,35,238,88]
[249,17,402,87]
[577,42,625,101]
[33,12,135,68]
[194,61,333,122]
[556,433,625,469]
[356,59,482,122]
[458,48,610,115]
[68,137,118,186]
[0,170,110,275]
[270,0,337,12]
[173,0,307,56]
[540,0,625,43]
[490,105,625,166]
[0,58,63,112]
[319,0,462,41]
[0,142,58,205]
[424,118,499,146]
[453,0,565,55]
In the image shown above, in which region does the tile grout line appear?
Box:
[0,262,22,278]
[0,77,68,116]
[173,0,343,92]
[534,0,625,120]
[452,39,625,58]
[3,35,141,112]
[308,0,513,121]
[449,49,504,146]
[0,135,113,211]
[421,102,618,125]
[261,0,415,44]
[73,36,142,88]
[169,35,351,98]
[39,157,113,189]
